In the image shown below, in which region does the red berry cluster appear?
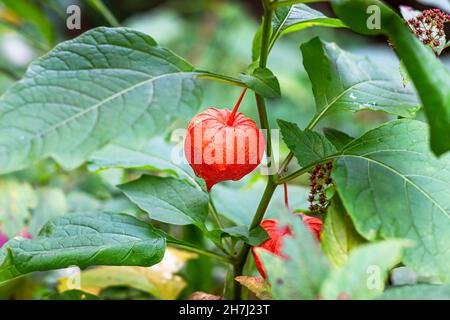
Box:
[406,8,450,54]
[308,162,333,214]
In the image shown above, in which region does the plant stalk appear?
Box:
[277,155,338,184]
[232,1,275,300]
[197,72,246,87]
[232,180,277,299]
[168,242,233,264]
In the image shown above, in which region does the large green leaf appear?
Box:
[332,120,450,282]
[118,175,208,228]
[0,179,37,237]
[321,196,365,267]
[258,213,329,300]
[278,119,336,167]
[0,27,202,174]
[0,212,166,285]
[330,0,450,155]
[320,240,407,299]
[378,284,450,300]
[270,4,346,50]
[301,37,420,126]
[279,119,450,281]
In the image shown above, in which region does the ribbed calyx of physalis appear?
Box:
[252,215,323,279]
[184,88,265,191]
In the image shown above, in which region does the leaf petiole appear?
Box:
[196,71,246,87]
[167,241,234,265]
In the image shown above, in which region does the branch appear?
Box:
[233,0,276,300]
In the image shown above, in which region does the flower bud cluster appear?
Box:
[406,8,450,54]
[308,162,333,214]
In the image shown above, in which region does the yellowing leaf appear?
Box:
[58,247,197,300]
[235,276,272,300]
[321,196,365,267]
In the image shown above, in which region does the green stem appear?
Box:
[258,5,274,68]
[277,164,311,185]
[168,242,233,264]
[197,72,246,87]
[277,152,294,176]
[209,194,224,230]
[209,194,234,254]
[233,180,277,299]
[277,156,338,184]
[87,0,120,27]
[255,95,274,180]
[232,0,275,300]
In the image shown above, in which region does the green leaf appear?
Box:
[0,212,166,284]
[217,225,269,246]
[322,128,354,150]
[0,179,37,237]
[378,284,450,300]
[270,4,347,50]
[258,213,329,300]
[333,119,450,282]
[330,0,450,155]
[0,27,202,174]
[240,67,281,98]
[320,240,407,300]
[118,175,208,228]
[278,119,337,167]
[321,196,365,267]
[301,37,420,126]
[251,23,263,62]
